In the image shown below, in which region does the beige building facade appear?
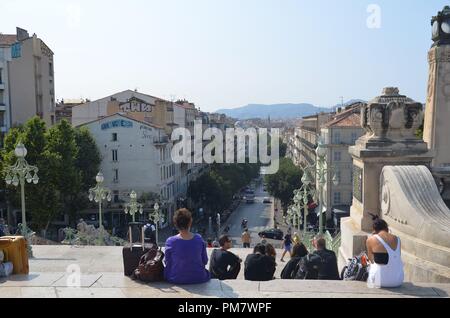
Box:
[320,104,365,222]
[0,28,55,145]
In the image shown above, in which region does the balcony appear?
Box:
[154,136,169,146]
[298,137,318,151]
[0,83,5,90]
[0,104,6,112]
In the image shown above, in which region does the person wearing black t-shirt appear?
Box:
[209,235,242,280]
[244,244,276,281]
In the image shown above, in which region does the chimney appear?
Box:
[16,27,29,41]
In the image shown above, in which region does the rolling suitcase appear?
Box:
[122,223,154,276]
[0,236,29,275]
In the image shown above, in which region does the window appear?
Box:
[112,150,118,162]
[113,191,120,203]
[334,192,341,205]
[113,169,119,182]
[49,62,53,76]
[335,170,342,184]
[0,68,3,84]
[333,132,341,144]
[334,151,341,162]
[351,132,358,144]
[112,133,118,142]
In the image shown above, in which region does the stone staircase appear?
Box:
[0,246,449,298]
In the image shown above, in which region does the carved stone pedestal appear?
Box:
[339,88,433,270]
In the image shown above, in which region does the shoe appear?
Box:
[280,259,285,262]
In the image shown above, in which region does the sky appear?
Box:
[1,0,448,112]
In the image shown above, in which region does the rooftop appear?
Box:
[0,34,17,46]
[1,246,448,298]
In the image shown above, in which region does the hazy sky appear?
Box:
[1,0,447,112]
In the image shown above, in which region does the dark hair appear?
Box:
[265,243,276,258]
[219,235,231,247]
[292,243,309,258]
[370,213,389,233]
[173,208,192,231]
[253,243,266,255]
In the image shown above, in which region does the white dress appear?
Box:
[367,235,404,288]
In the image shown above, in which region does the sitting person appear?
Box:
[209,235,242,280]
[0,219,6,237]
[265,243,277,260]
[292,232,301,245]
[366,216,404,288]
[164,209,210,285]
[244,243,276,282]
[0,250,13,278]
[143,221,156,244]
[281,243,309,279]
[296,236,340,280]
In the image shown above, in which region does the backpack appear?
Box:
[294,254,323,280]
[132,245,165,282]
[341,253,369,281]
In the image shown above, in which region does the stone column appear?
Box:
[338,88,433,269]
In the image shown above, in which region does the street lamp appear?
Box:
[303,140,339,235]
[124,191,144,223]
[4,142,39,231]
[88,172,112,230]
[149,202,165,246]
[216,213,221,238]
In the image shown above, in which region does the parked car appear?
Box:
[258,228,284,240]
[263,197,272,204]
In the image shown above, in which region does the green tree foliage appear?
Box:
[187,163,260,215]
[265,158,302,212]
[0,117,101,231]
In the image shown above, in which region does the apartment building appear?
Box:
[320,103,365,224]
[0,28,56,145]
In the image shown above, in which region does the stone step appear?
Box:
[0,273,449,298]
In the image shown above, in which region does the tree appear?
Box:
[1,118,61,232]
[0,118,102,232]
[46,120,81,226]
[265,158,302,212]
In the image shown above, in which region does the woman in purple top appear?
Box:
[164,209,210,285]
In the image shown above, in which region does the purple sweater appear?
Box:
[164,234,210,285]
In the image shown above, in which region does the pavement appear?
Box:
[1,246,449,298]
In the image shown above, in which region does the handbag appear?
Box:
[132,245,165,282]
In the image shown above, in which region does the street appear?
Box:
[222,181,276,248]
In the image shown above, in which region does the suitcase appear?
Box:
[0,236,29,275]
[122,223,154,276]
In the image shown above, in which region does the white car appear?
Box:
[263,197,272,204]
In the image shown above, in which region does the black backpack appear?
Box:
[294,254,323,280]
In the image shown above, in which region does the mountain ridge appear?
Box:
[216,100,365,120]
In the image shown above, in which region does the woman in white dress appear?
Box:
[366,216,404,288]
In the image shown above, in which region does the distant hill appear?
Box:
[217,100,366,120]
[216,103,331,120]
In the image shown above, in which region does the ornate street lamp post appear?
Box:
[303,141,339,235]
[88,172,112,230]
[124,191,144,223]
[4,142,39,231]
[150,202,165,246]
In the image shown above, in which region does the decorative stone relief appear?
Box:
[361,88,424,141]
[353,166,363,203]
